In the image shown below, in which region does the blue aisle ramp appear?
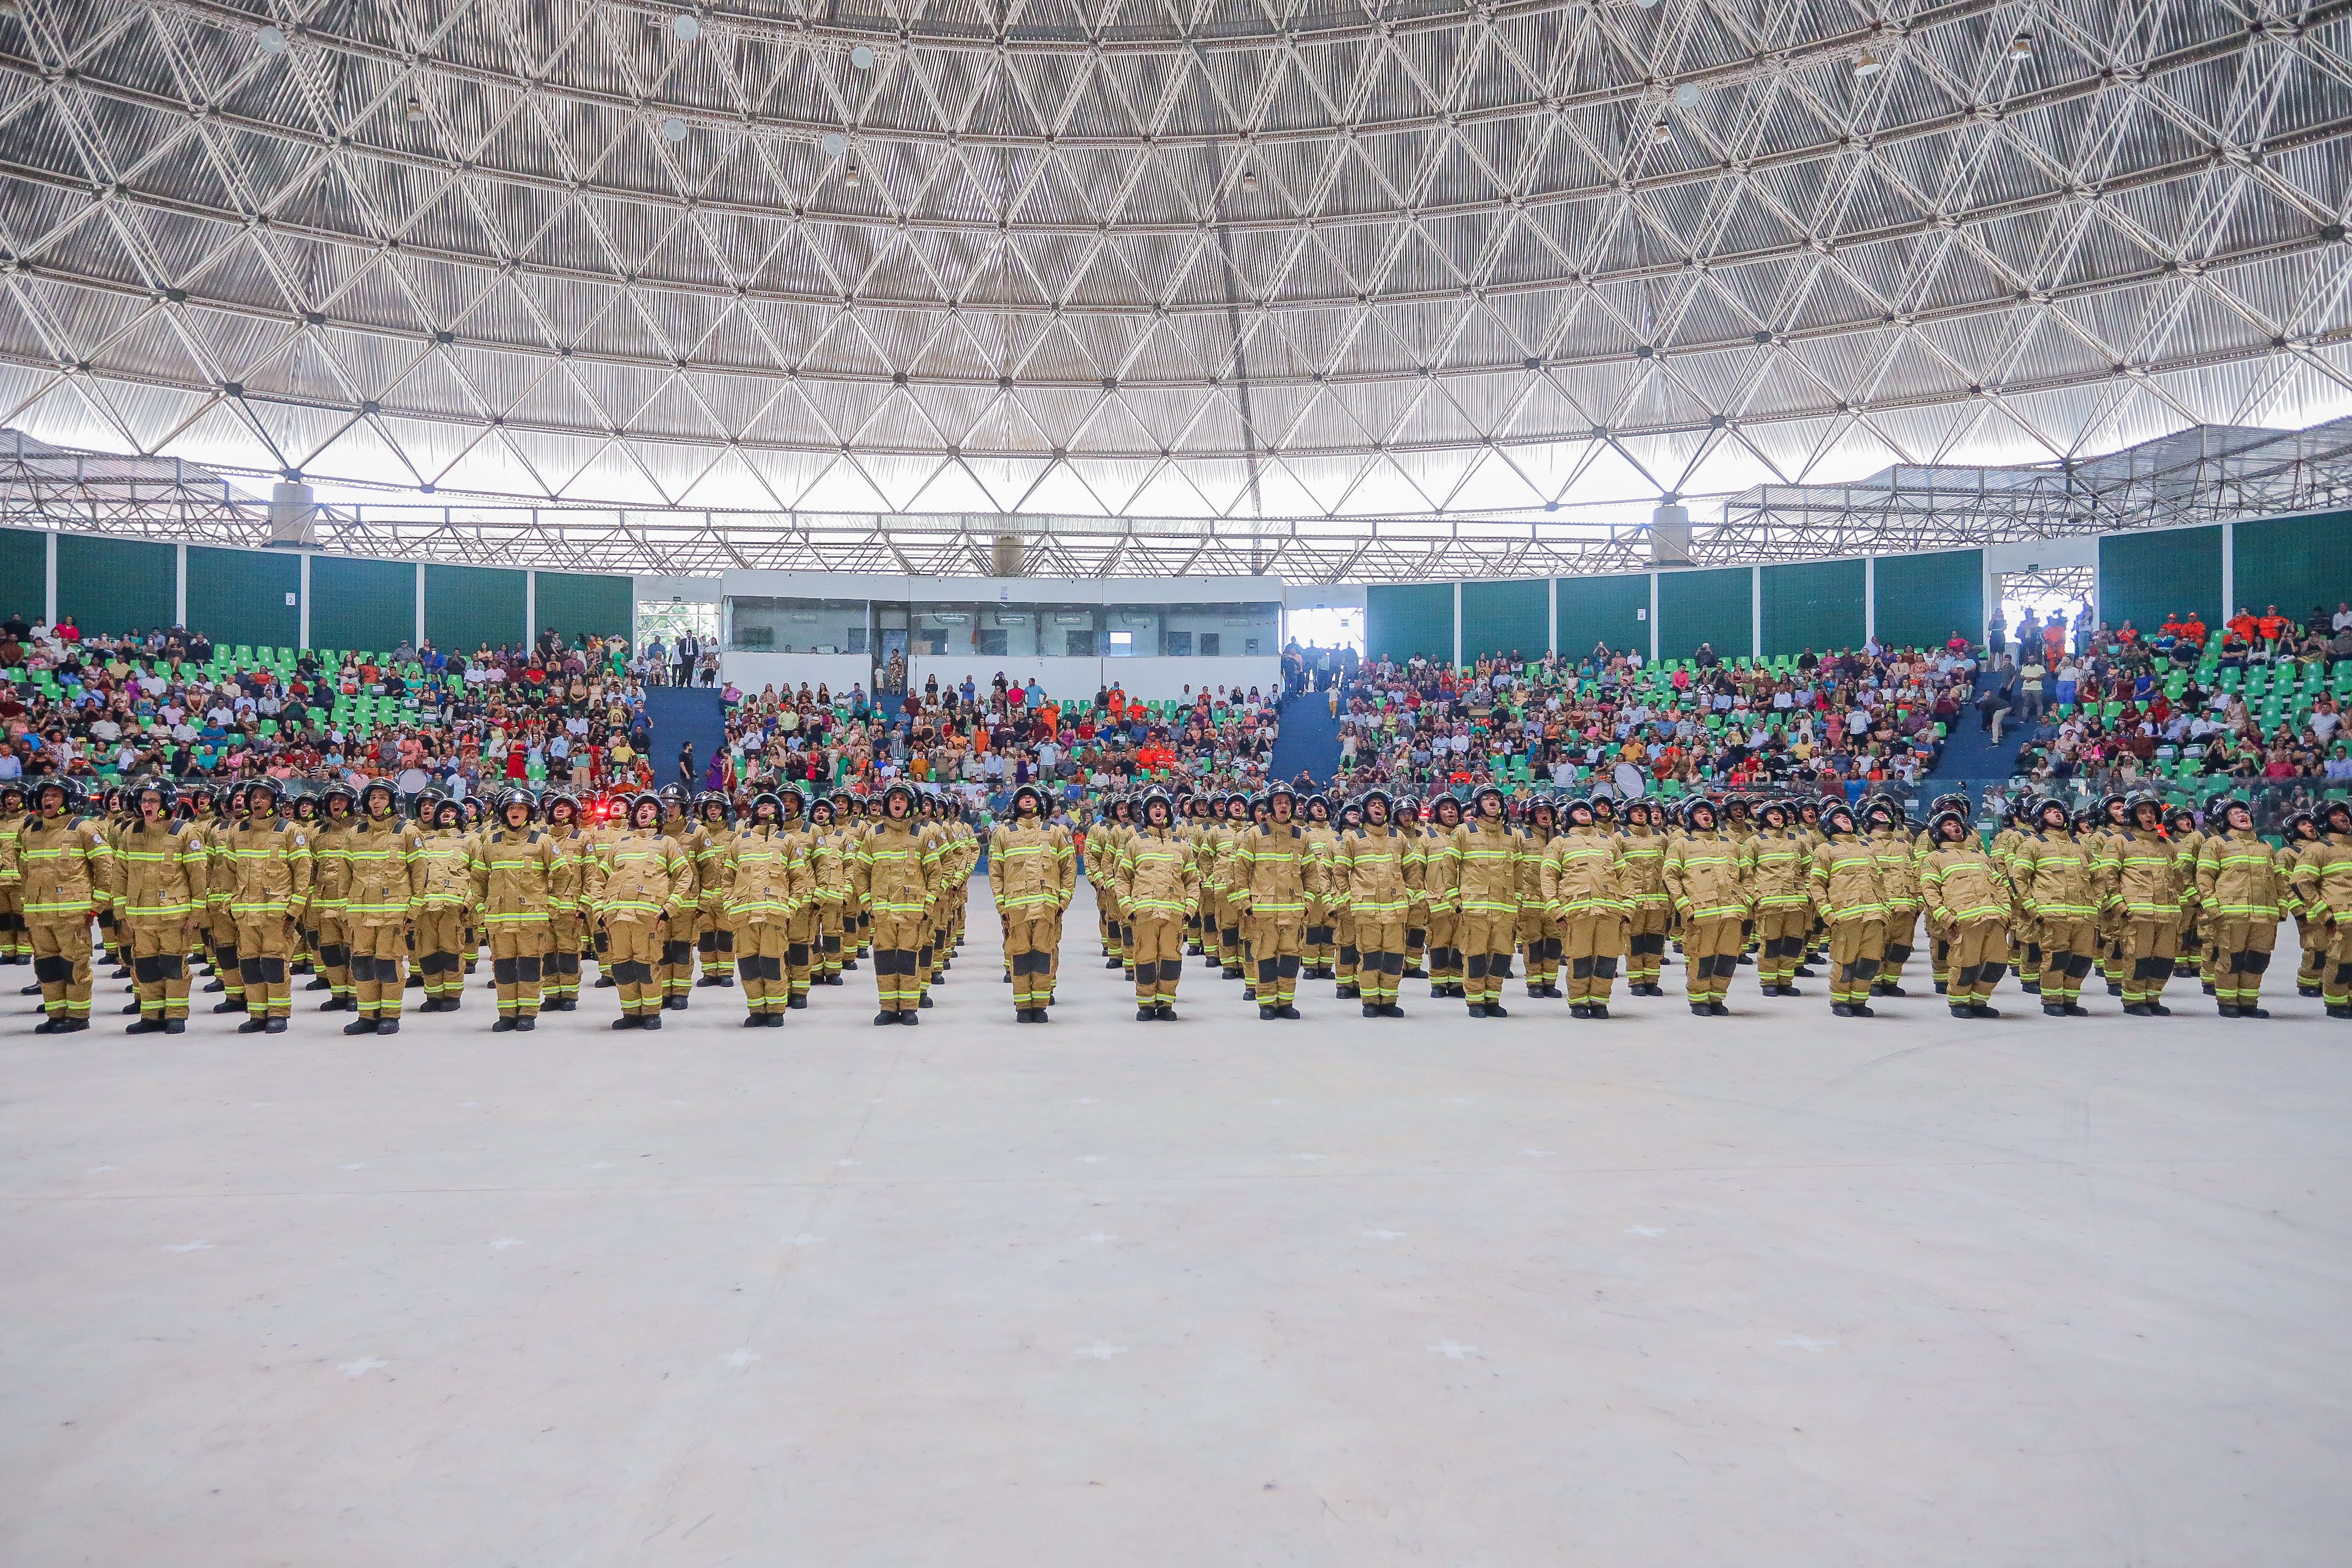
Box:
[1932,670,2025,782]
[1269,687,1345,786]
[645,687,729,791]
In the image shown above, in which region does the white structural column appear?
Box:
[2220,521,2235,618]
[525,570,538,648]
[44,530,56,625]
[1866,555,1878,643]
[298,552,312,651]
[1452,581,1463,669]
[414,562,427,647]
[1750,566,1763,659]
[174,543,187,628]
[1547,575,1558,657]
[1647,572,1659,663]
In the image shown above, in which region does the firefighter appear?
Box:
[2282,811,2330,999]
[2089,793,2134,995]
[1232,785,1318,1019]
[1302,794,1340,980]
[693,792,738,990]
[2198,797,2288,1019]
[540,793,592,1010]
[2291,798,2352,1020]
[1916,793,1973,992]
[110,780,206,1034]
[809,795,851,984]
[305,784,359,1011]
[724,791,812,1026]
[413,795,478,1012]
[201,785,246,1013]
[340,780,424,1035]
[854,781,935,1024]
[2,780,108,1031]
[1183,795,1215,957]
[2011,798,2102,1017]
[1990,797,2044,994]
[221,779,311,1033]
[472,789,566,1030]
[1860,797,1920,997]
[1619,798,1671,996]
[1090,797,1133,972]
[1515,796,1562,999]
[1749,800,1812,997]
[2167,804,2211,994]
[1920,806,2011,1019]
[1208,793,1248,976]
[1330,797,1364,998]
[992,783,1075,1022]
[2102,794,2183,1017]
[1663,796,1752,1016]
[655,785,702,1008]
[1542,796,1628,1019]
[589,793,692,1029]
[0,780,27,965]
[1332,789,1414,1017]
[1115,791,1194,1020]
[1808,800,1887,1018]
[771,790,825,1007]
[1417,795,1466,998]
[459,796,489,977]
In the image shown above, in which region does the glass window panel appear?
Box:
[725,596,868,654]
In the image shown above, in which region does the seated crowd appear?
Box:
[1330,637,1982,802]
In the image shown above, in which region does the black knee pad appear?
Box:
[1338,944,1359,965]
[215,943,239,969]
[663,940,692,967]
[823,936,842,956]
[493,956,519,985]
[697,931,716,955]
[238,957,264,987]
[714,929,733,954]
[788,943,809,968]
[1256,957,1277,985]
[2024,942,2042,964]
[131,953,162,983]
[259,958,287,983]
[1570,956,1595,980]
[516,956,541,983]
[1406,927,1426,949]
[351,953,377,982]
[2333,960,2352,986]
[1277,953,1301,978]
[1158,959,1183,982]
[1594,956,1617,979]
[319,944,349,968]
[2131,956,2160,981]
[2242,950,2272,975]
[1464,954,1488,980]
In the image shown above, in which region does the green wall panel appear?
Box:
[1367,582,1454,663]
[1760,558,1865,658]
[2232,511,2352,624]
[311,555,416,656]
[425,562,527,654]
[1555,573,1650,658]
[1873,548,1984,653]
[1460,578,1549,659]
[2100,528,2218,639]
[187,545,299,652]
[1656,566,1752,663]
[0,527,44,621]
[534,570,635,645]
[56,535,174,637]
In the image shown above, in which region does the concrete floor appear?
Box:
[5,883,2350,1568]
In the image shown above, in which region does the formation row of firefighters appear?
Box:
[2,777,2348,1037]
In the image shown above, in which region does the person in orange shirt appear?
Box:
[2180,612,2206,645]
[2229,608,2259,642]
[2257,605,2289,645]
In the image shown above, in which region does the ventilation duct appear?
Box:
[266,482,317,548]
[1649,501,1692,566]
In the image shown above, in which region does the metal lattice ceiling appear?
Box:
[3,0,2352,522]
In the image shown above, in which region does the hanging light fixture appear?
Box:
[1649,118,1672,145]
[1241,166,1259,193]
[1853,47,1881,78]
[2007,29,2034,60]
[844,156,862,188]
[405,96,426,123]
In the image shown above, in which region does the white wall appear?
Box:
[722,651,872,697]
[909,654,1282,704]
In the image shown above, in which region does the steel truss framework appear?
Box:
[4,414,2351,579]
[1,0,2351,525]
